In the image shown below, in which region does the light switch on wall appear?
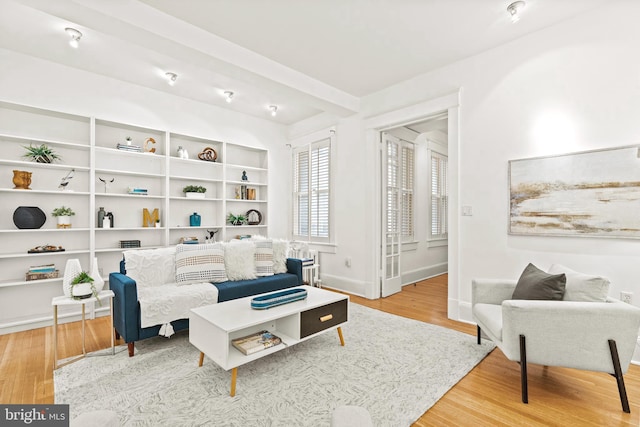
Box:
[462,206,473,216]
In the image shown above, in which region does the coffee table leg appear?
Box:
[230,368,238,397]
[337,327,345,346]
[198,352,204,367]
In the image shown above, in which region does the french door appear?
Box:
[381,132,402,297]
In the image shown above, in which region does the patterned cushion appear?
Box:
[175,243,227,285]
[254,239,274,277]
[124,247,176,288]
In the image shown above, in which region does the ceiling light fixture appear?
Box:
[165,72,178,86]
[65,27,82,48]
[507,1,525,23]
[224,91,234,103]
[268,105,278,117]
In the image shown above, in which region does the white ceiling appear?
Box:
[0,0,611,124]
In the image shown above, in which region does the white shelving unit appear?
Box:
[0,101,270,333]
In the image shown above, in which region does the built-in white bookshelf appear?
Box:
[0,101,269,333]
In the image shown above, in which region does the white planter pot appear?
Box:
[57,215,71,227]
[185,192,205,199]
[71,282,93,299]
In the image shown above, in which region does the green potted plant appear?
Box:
[70,271,99,301]
[52,206,75,228]
[227,213,247,226]
[183,185,207,199]
[23,144,61,163]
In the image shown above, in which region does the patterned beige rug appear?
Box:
[55,303,494,426]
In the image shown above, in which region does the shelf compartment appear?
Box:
[0,133,90,150]
[96,193,165,200]
[0,101,90,146]
[0,228,91,233]
[95,119,165,156]
[0,189,90,196]
[0,250,90,259]
[0,277,63,288]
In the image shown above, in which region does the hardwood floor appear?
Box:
[1,275,638,426]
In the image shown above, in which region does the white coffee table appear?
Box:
[190,285,348,396]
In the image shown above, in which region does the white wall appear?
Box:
[357,0,640,365]
[297,2,640,333]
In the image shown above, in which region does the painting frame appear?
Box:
[508,144,640,239]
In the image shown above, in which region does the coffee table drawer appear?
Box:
[300,299,347,338]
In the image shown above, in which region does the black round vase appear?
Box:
[13,206,46,229]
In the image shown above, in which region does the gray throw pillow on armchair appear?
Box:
[512,263,566,300]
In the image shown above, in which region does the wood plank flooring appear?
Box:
[1,275,638,426]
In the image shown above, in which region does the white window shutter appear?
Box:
[292,138,331,241]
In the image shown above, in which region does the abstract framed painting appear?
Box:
[509,145,640,238]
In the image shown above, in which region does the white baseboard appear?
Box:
[320,273,374,299]
[401,263,448,286]
[0,307,111,335]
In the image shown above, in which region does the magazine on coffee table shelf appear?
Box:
[231,330,282,355]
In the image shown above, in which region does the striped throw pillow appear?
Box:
[254,239,274,277]
[175,243,227,284]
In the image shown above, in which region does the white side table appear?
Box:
[302,263,320,288]
[52,290,115,370]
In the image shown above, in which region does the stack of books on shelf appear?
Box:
[179,237,199,244]
[25,264,59,281]
[232,330,282,356]
[119,240,141,248]
[127,187,148,196]
[116,143,143,153]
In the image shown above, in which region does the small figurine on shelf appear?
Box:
[58,169,75,191]
[242,171,248,181]
[205,229,219,242]
[177,146,189,159]
[98,177,114,194]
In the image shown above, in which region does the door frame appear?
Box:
[364,90,461,320]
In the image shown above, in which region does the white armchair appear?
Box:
[472,278,640,412]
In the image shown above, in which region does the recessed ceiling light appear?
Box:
[65,27,82,48]
[268,105,278,117]
[224,91,234,103]
[165,72,178,86]
[507,1,525,23]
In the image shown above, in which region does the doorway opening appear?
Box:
[380,113,449,297]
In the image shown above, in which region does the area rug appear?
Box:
[55,303,494,426]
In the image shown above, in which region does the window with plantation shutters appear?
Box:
[430,151,448,239]
[401,143,414,241]
[293,138,331,241]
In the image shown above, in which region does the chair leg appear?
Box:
[477,325,481,345]
[519,334,528,404]
[608,339,630,413]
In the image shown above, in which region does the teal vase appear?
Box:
[190,212,201,227]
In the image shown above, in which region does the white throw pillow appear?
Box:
[175,243,227,285]
[272,239,289,274]
[124,247,176,288]
[548,264,610,302]
[224,240,257,281]
[254,239,274,277]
